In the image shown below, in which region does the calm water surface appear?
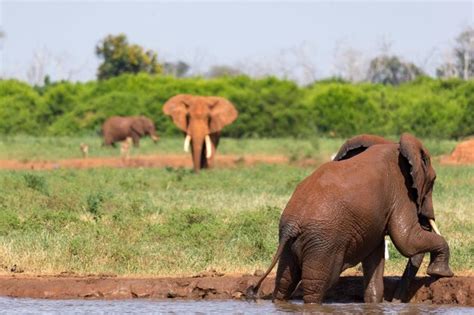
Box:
[0,298,472,314]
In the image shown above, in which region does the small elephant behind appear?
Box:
[102,116,159,147]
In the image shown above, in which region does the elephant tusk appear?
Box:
[205,135,212,159]
[184,135,191,152]
[429,219,441,235]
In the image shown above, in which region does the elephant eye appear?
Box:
[421,150,430,166]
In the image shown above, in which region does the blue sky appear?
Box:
[1,1,473,83]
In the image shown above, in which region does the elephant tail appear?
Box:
[245,231,294,299]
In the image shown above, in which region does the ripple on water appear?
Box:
[0,298,472,314]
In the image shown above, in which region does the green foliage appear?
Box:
[0,80,43,134]
[23,173,50,196]
[367,55,424,85]
[86,192,105,220]
[0,74,472,139]
[303,83,383,137]
[0,210,20,236]
[96,33,162,80]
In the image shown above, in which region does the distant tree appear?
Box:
[367,55,424,85]
[95,34,162,80]
[437,27,474,80]
[206,65,242,78]
[436,56,459,79]
[454,27,474,80]
[163,61,190,77]
[333,41,366,82]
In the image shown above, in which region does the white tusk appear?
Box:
[429,219,441,235]
[184,135,191,152]
[205,135,212,159]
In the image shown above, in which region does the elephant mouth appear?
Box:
[183,134,212,159]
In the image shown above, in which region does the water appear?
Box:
[0,298,472,314]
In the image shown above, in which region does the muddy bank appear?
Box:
[0,154,305,171]
[0,275,471,305]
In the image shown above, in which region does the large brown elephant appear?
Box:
[102,116,159,147]
[163,94,238,172]
[250,133,453,304]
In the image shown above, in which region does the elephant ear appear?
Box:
[208,97,238,133]
[334,134,393,161]
[163,94,191,132]
[130,118,146,136]
[399,133,431,209]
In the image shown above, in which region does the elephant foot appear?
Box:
[427,261,454,278]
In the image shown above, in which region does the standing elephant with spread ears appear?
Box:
[102,116,159,147]
[250,133,453,304]
[163,94,238,172]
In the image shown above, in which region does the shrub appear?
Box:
[0,75,472,139]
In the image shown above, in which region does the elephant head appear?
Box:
[131,116,159,143]
[163,94,238,172]
[334,133,439,233]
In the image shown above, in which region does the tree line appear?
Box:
[0,73,472,139]
[93,28,474,84]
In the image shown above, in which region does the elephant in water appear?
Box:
[163,94,238,172]
[250,133,453,303]
[102,116,159,147]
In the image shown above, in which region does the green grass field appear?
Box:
[0,135,459,161]
[0,136,471,277]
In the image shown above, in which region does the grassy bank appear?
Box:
[0,159,472,276]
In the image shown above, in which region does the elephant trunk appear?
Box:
[191,136,204,173]
[151,134,159,143]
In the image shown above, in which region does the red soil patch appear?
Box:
[0,154,295,171]
[0,274,471,305]
[441,139,474,165]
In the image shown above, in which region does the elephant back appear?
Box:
[334,134,394,161]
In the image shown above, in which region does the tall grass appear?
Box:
[0,137,471,277]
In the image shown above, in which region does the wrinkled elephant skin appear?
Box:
[251,133,453,304]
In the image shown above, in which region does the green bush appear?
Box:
[0,75,472,139]
[0,80,43,134]
[23,173,50,196]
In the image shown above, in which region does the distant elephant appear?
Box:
[102,116,159,147]
[250,133,453,304]
[163,94,238,172]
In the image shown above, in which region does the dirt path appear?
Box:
[0,154,300,171]
[0,274,471,305]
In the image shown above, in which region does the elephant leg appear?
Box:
[200,147,208,169]
[273,241,301,301]
[389,212,453,278]
[131,133,140,147]
[362,241,385,303]
[393,253,424,302]
[301,250,342,303]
